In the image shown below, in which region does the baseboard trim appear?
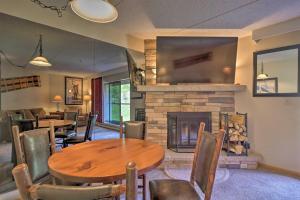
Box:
[258,162,300,179]
[98,123,120,131]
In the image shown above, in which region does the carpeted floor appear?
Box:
[2,167,299,200]
[164,167,300,200]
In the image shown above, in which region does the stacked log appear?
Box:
[227,122,248,155]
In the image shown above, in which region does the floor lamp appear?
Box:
[83,95,91,114]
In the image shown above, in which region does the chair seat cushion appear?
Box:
[55,130,76,138]
[149,179,200,200]
[65,136,85,144]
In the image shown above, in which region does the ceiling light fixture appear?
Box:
[29,35,52,67]
[70,0,118,23]
[30,0,119,23]
[257,61,268,79]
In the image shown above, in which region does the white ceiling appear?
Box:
[109,0,300,37]
[1,0,300,50]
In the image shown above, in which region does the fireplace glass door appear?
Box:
[167,112,212,152]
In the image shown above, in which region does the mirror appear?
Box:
[253,45,300,97]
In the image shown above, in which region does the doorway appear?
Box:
[104,79,130,125]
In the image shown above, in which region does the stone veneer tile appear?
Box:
[144,91,235,147]
[208,97,235,104]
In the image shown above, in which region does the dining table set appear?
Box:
[41,119,165,191]
[11,117,224,200]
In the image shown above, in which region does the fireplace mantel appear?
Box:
[137,84,246,92]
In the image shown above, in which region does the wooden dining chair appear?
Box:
[120,116,147,200]
[9,116,35,166]
[12,121,56,184]
[55,112,79,147]
[63,114,97,147]
[13,162,138,200]
[149,122,225,200]
[120,116,146,139]
[63,111,79,132]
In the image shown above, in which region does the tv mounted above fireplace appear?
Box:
[157,36,238,84]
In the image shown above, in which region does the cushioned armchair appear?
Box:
[13,162,138,200]
[0,108,59,143]
[149,123,225,200]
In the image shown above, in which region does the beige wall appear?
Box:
[1,65,91,113]
[235,31,300,172]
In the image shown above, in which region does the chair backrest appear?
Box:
[84,114,97,141]
[12,162,137,200]
[190,122,225,200]
[120,116,145,140]
[64,111,78,121]
[64,111,79,131]
[12,121,56,183]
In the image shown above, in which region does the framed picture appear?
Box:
[65,76,83,105]
[256,78,278,94]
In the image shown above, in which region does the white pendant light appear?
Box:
[257,61,268,79]
[70,0,118,23]
[30,56,52,67]
[29,35,52,67]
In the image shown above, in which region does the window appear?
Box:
[104,80,130,125]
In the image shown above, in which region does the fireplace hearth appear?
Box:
[167,112,212,152]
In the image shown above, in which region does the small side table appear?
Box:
[49,112,64,120]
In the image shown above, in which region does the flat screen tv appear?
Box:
[156,37,238,84]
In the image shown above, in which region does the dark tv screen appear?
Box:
[157,37,238,84]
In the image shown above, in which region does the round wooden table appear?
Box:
[38,119,74,128]
[48,139,165,183]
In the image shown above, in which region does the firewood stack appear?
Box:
[220,113,250,156]
[228,122,247,154]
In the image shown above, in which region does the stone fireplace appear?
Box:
[139,40,246,148]
[135,40,259,169]
[167,112,212,152]
[137,84,246,147]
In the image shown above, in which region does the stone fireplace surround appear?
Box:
[137,84,245,147]
[139,40,259,169]
[137,84,260,169]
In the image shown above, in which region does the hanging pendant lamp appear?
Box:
[29,35,52,67]
[257,61,268,79]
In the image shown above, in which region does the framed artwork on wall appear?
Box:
[256,78,278,94]
[65,76,83,105]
